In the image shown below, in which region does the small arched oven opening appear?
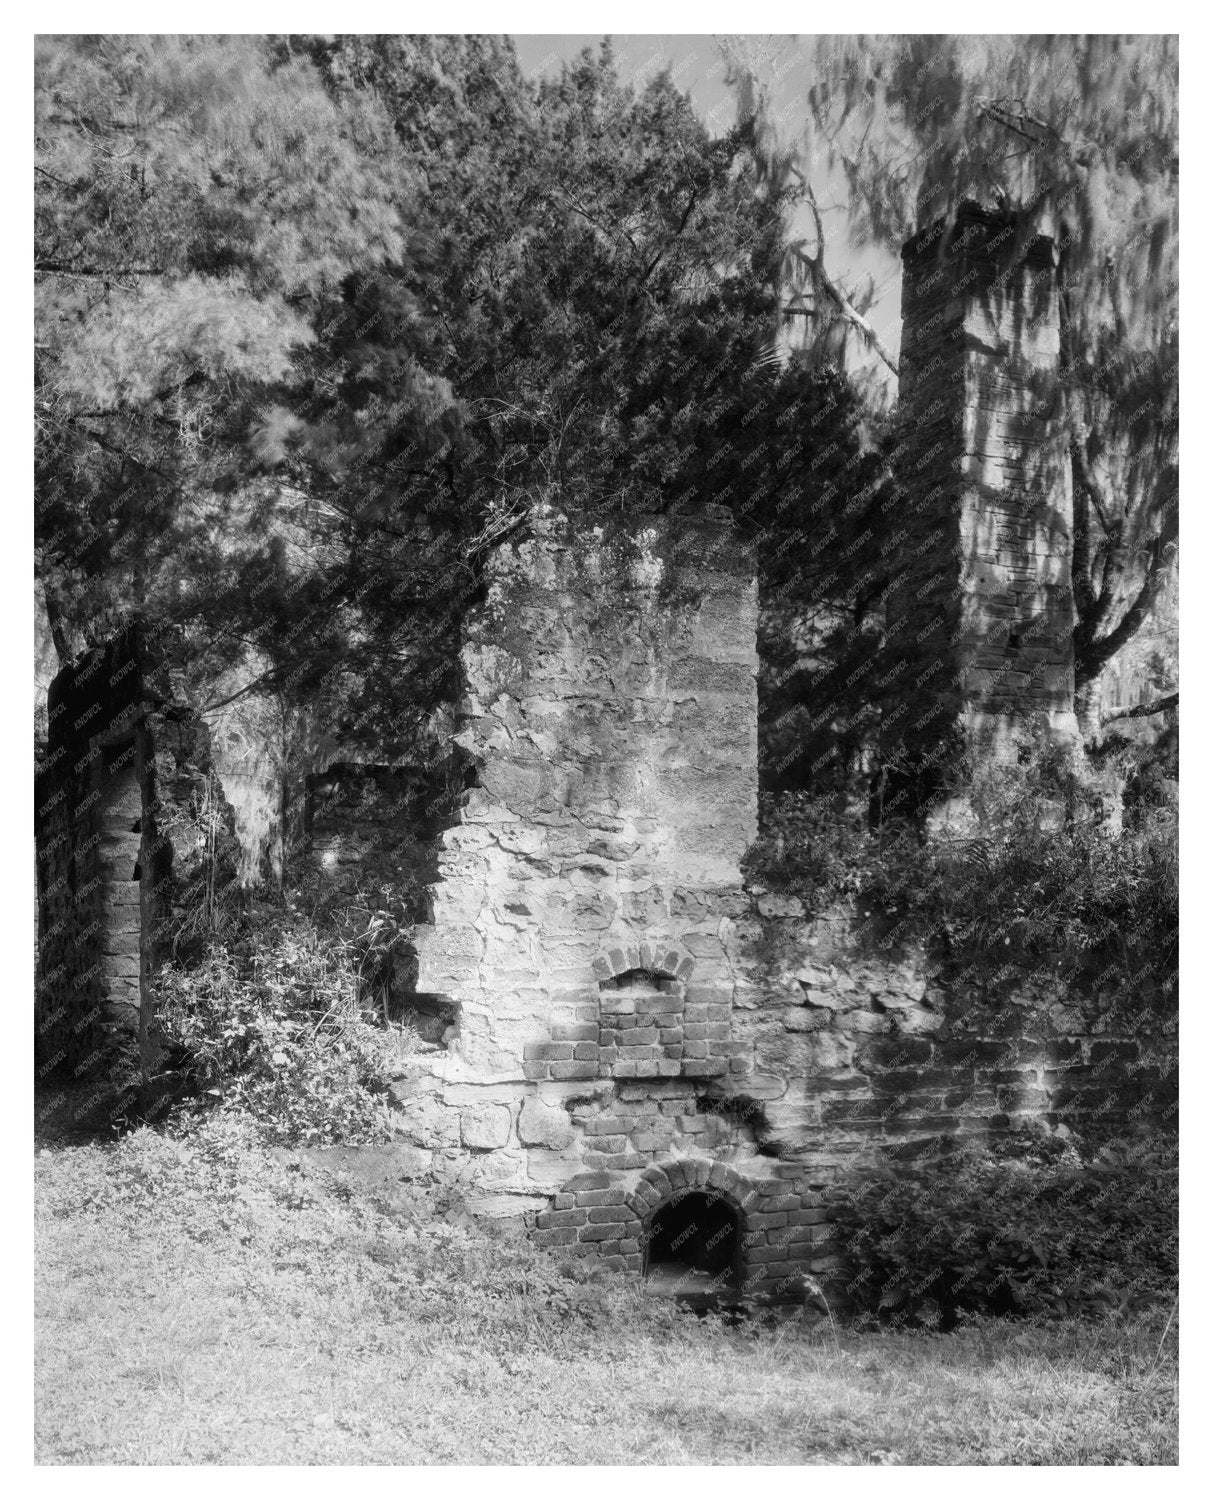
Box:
[643,1190,742,1298]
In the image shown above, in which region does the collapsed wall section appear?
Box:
[391,505,819,1257]
[412,503,758,1084]
[350,497,1173,1305]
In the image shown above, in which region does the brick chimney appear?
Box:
[880,203,1080,818]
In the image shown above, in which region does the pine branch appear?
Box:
[790,169,899,376]
[63,417,172,479]
[637,189,700,288]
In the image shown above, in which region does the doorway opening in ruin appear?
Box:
[644,1190,743,1299]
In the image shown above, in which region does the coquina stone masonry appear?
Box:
[731,895,1176,1169]
[380,500,1175,1305]
[883,203,1081,815]
[387,505,835,1298]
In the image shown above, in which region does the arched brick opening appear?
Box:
[593,944,698,1079]
[627,1158,753,1298]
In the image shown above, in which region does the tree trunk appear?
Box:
[1075,674,1104,744]
[40,583,74,666]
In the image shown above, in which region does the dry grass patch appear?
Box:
[35,1120,1177,1465]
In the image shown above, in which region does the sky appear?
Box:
[509,33,904,389]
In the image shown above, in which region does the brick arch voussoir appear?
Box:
[591,939,696,983]
[627,1157,754,1228]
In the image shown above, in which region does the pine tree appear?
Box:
[35,34,413,669]
[37,35,882,780]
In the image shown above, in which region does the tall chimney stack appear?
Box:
[881,203,1080,818]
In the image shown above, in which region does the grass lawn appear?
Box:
[35,1118,1178,1465]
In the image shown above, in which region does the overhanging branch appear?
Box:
[789,168,899,377]
[1104,692,1177,722]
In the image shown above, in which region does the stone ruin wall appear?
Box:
[411,503,757,1080]
[886,204,1081,808]
[380,503,1175,1303]
[735,897,1176,1168]
[394,507,757,1164]
[36,736,139,1073]
[387,506,837,1296]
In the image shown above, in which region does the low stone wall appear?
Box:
[733,894,1177,1172]
[386,1064,850,1299]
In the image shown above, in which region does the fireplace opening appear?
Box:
[644,1190,742,1299]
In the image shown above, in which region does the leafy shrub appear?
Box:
[744,789,904,906]
[834,1130,1177,1329]
[746,749,1177,990]
[1091,717,1178,833]
[288,866,422,1027]
[155,908,409,1146]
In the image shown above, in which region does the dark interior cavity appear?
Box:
[644,1190,742,1292]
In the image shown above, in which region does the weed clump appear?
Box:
[155,895,416,1146]
[833,1129,1177,1329]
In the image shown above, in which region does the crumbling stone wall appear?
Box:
[37,630,149,1071]
[35,748,113,1073]
[885,203,1081,811]
[383,501,1174,1305]
[410,501,758,1086]
[733,895,1177,1170]
[388,505,835,1296]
